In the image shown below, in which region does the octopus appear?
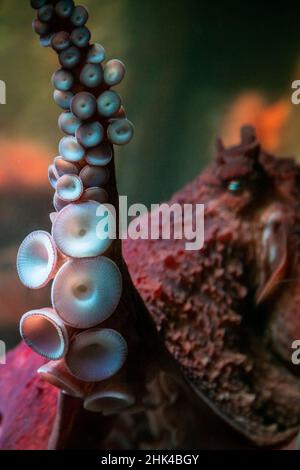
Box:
[1,0,300,450]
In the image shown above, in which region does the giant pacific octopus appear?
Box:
[124,126,300,448]
[1,126,300,449]
[1,1,300,451]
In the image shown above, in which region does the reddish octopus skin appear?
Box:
[123,129,300,448]
[0,342,296,449]
[0,345,233,450]
[1,128,300,449]
[0,343,117,450]
[0,344,55,450]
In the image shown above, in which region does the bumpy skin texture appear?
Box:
[1,127,300,449]
[123,127,300,446]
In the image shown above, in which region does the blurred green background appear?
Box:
[1,0,300,349]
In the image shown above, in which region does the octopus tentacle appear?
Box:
[1,0,297,451]
[15,0,170,449]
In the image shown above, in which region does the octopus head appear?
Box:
[187,126,300,445]
[127,125,300,446]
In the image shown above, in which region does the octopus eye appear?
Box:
[227,180,242,193]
